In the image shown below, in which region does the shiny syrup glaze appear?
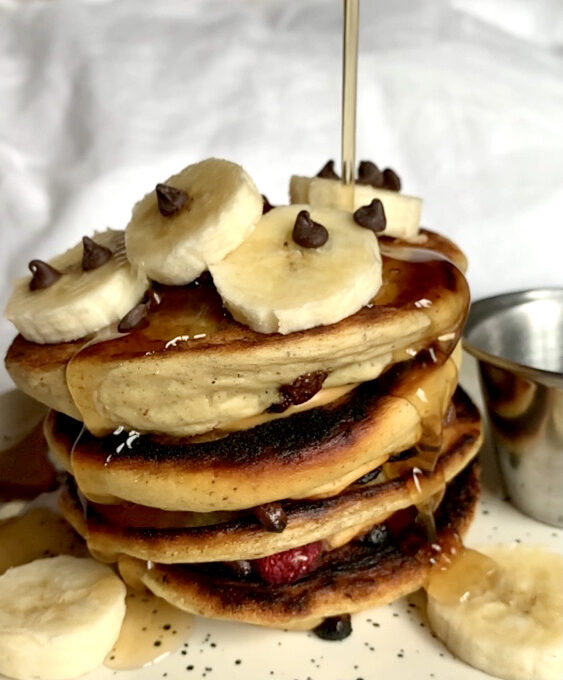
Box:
[382,349,459,541]
[105,588,193,670]
[68,235,467,557]
[68,232,468,363]
[64,233,468,455]
[425,546,499,605]
[0,506,193,670]
[0,507,88,574]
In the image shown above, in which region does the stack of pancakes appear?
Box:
[5,229,482,632]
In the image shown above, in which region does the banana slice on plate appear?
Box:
[126,158,263,284]
[209,205,382,334]
[4,230,148,344]
[427,545,563,680]
[0,555,126,680]
[289,175,421,240]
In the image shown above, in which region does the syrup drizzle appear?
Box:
[60,233,468,439]
[0,508,88,574]
[426,546,499,605]
[105,589,193,670]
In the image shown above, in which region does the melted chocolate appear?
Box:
[269,371,328,413]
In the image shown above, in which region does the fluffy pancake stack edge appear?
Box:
[3,160,482,633]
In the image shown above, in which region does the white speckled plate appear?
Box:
[1,353,561,680]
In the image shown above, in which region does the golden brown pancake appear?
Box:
[6,230,468,437]
[60,386,482,563]
[46,347,460,512]
[116,459,480,630]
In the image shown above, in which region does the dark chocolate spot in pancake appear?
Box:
[155,183,188,217]
[93,374,379,469]
[316,160,340,180]
[362,524,391,547]
[252,502,288,533]
[227,560,254,579]
[73,360,444,471]
[81,236,112,271]
[28,260,62,291]
[268,371,328,413]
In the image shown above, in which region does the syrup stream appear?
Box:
[341,0,359,186]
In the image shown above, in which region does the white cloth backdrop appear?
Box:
[1,0,562,391]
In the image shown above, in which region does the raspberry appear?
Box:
[253,541,323,585]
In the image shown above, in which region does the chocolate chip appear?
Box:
[353,199,386,233]
[117,288,159,332]
[28,260,62,291]
[316,160,340,180]
[362,524,390,547]
[142,288,161,310]
[292,210,329,248]
[227,560,254,578]
[382,167,401,191]
[82,236,112,271]
[269,371,328,413]
[155,183,188,217]
[262,194,274,214]
[117,301,150,332]
[253,502,288,533]
[313,614,352,641]
[357,160,383,188]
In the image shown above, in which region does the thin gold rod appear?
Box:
[341,0,359,185]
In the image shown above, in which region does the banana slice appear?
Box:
[289,175,421,240]
[4,230,148,344]
[427,545,563,680]
[0,555,126,680]
[125,158,263,284]
[209,205,382,334]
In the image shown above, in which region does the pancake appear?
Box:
[116,458,481,630]
[6,230,469,437]
[60,386,482,563]
[46,346,461,512]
